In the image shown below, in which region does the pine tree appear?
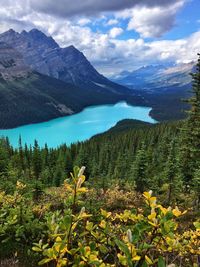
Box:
[18,135,25,173]
[178,54,200,187]
[32,140,42,179]
[0,138,9,175]
[131,143,148,193]
[193,168,200,209]
[164,140,182,205]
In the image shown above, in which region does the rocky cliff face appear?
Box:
[0,29,130,94]
[0,42,31,80]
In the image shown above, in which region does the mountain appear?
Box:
[0,41,141,129]
[113,65,167,88]
[0,29,132,95]
[112,63,194,92]
[0,42,76,128]
[112,63,194,121]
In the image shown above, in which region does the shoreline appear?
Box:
[0,100,156,131]
[0,101,156,149]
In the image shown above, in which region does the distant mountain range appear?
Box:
[112,62,194,92]
[112,63,194,121]
[0,29,141,129]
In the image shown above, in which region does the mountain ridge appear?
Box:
[112,62,194,91]
[0,29,133,96]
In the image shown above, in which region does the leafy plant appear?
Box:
[32,168,200,267]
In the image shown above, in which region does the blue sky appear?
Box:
[0,0,199,76]
[91,0,200,41]
[163,0,200,40]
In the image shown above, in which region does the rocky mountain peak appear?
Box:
[21,29,59,49]
[0,28,103,85]
[66,45,79,51]
[0,29,20,43]
[0,28,130,95]
[29,28,46,35]
[6,29,16,34]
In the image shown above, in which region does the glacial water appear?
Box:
[0,102,156,148]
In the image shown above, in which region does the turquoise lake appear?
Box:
[0,102,156,148]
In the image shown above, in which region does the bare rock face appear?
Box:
[0,42,31,80]
[0,29,103,85]
[0,29,131,95]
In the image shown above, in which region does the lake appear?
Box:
[0,102,156,148]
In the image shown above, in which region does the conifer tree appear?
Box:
[164,140,182,205]
[179,54,200,187]
[32,140,42,179]
[131,143,148,192]
[193,168,200,209]
[18,136,25,173]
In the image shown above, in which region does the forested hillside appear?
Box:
[0,72,138,129]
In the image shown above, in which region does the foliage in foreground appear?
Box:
[0,167,199,267]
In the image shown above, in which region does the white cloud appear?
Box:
[85,30,199,76]
[0,0,32,33]
[106,19,119,26]
[150,31,200,64]
[109,27,123,38]
[29,0,177,18]
[77,18,91,26]
[127,1,185,38]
